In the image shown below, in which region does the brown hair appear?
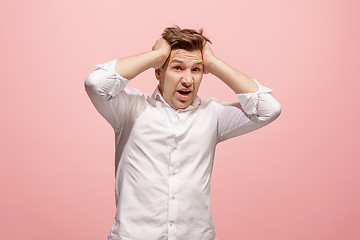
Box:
[162,26,211,52]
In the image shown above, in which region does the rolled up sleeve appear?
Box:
[84,59,131,131]
[217,79,282,143]
[236,79,282,122]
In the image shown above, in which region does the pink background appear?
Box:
[1,0,359,239]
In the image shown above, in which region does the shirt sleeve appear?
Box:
[216,79,282,143]
[84,59,132,132]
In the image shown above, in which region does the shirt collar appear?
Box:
[151,85,201,111]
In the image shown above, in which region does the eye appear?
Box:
[173,66,182,71]
[192,67,202,72]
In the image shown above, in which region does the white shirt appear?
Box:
[84,59,281,240]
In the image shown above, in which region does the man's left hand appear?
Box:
[202,42,218,74]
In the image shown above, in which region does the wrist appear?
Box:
[206,57,221,74]
[151,50,169,69]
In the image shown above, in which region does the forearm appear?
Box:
[115,50,166,80]
[209,59,258,94]
[115,38,171,80]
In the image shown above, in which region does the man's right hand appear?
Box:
[151,38,171,69]
[115,38,171,80]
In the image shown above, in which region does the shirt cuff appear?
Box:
[94,59,130,97]
[236,79,273,116]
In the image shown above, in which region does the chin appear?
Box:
[175,102,191,109]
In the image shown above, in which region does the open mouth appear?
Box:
[177,90,191,96]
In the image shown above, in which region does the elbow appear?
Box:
[84,69,106,94]
[256,94,282,123]
[268,101,282,122]
[84,72,97,92]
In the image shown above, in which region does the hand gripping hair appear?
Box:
[162,26,211,52]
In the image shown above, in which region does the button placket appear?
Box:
[168,133,177,234]
[167,110,180,235]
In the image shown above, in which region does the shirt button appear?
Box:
[171,195,175,199]
[174,145,178,150]
[169,221,173,226]
[172,170,176,175]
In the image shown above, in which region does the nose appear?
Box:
[181,70,193,87]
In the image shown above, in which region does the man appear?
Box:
[85,26,281,240]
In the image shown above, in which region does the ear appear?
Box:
[155,68,161,81]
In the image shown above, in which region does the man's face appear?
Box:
[156,49,203,109]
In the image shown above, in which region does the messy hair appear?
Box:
[162,26,211,52]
